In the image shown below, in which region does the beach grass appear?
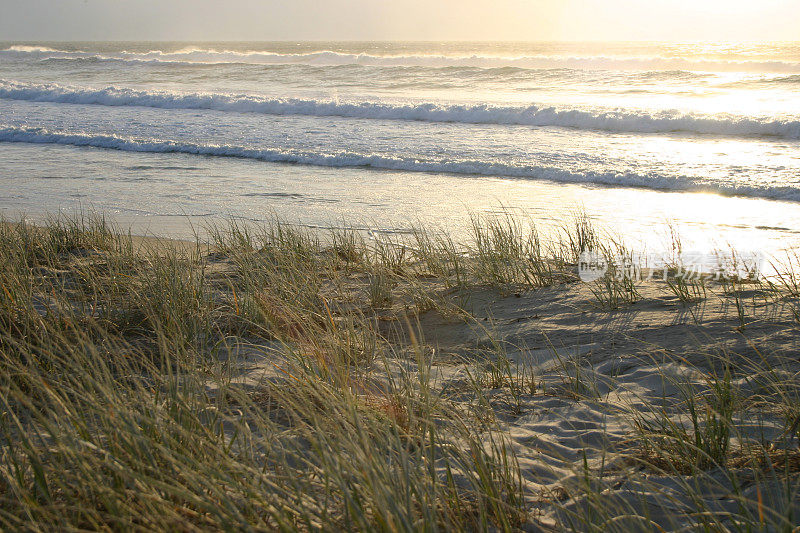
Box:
[1,212,799,531]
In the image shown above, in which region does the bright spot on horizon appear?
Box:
[0,0,798,42]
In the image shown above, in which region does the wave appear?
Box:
[773,74,800,84]
[1,80,798,140]
[3,45,800,73]
[734,74,800,86]
[2,45,62,53]
[1,125,798,202]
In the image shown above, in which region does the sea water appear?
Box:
[0,41,798,253]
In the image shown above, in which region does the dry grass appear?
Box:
[1,211,799,531]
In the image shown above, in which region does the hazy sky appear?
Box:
[1,0,798,42]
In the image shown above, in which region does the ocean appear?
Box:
[1,41,799,252]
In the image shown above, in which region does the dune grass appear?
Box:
[1,212,799,531]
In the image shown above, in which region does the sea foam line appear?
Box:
[1,80,798,140]
[3,45,800,73]
[1,125,798,202]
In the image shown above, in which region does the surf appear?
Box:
[2,125,799,202]
[3,45,800,73]
[2,80,799,140]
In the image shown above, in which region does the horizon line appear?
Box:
[2,38,799,44]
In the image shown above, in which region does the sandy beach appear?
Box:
[2,213,798,530]
[2,9,800,528]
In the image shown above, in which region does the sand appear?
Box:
[6,217,799,530]
[208,258,800,530]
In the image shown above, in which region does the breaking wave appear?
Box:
[3,45,800,73]
[1,80,797,139]
[1,125,798,202]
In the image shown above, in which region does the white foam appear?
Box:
[3,46,800,73]
[2,125,798,202]
[1,80,798,140]
[2,45,62,53]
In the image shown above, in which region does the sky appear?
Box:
[0,0,798,42]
